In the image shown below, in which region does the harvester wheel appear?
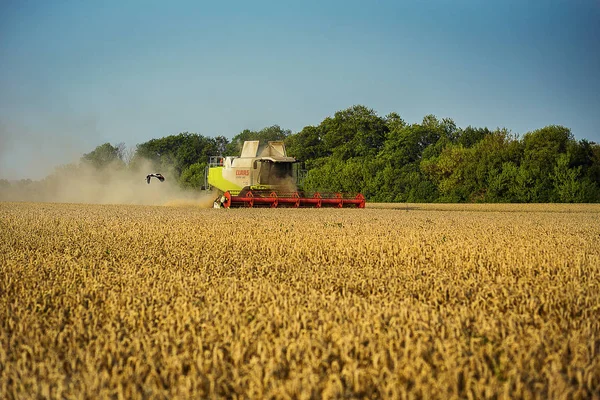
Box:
[222,192,232,208]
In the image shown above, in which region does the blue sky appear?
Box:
[1,0,599,179]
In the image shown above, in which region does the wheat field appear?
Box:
[1,201,599,399]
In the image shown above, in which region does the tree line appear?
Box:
[4,105,599,203]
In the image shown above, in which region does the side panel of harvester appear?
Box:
[207,166,243,193]
[207,158,252,193]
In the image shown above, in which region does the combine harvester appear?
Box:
[206,141,365,208]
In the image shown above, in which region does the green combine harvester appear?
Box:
[206,141,365,208]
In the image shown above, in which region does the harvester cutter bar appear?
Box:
[222,191,365,208]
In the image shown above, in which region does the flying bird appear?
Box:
[146,173,165,184]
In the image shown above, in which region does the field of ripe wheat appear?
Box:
[1,202,599,399]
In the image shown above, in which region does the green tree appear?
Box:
[421,129,521,202]
[302,158,342,193]
[302,157,377,196]
[520,125,574,202]
[385,112,406,132]
[81,143,125,169]
[567,139,600,191]
[380,123,439,166]
[456,126,491,148]
[320,105,388,160]
[486,162,520,202]
[374,117,453,202]
[421,144,474,202]
[285,125,327,167]
[552,154,582,202]
[551,154,599,202]
[70,105,600,203]
[225,125,290,156]
[371,163,437,202]
[133,132,219,177]
[213,136,229,155]
[179,162,207,189]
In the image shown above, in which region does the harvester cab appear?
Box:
[206,140,365,208]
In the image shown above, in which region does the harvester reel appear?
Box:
[216,189,365,208]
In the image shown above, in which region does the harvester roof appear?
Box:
[241,141,296,162]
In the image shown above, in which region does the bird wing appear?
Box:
[146,173,165,183]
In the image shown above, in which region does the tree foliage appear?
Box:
[67,105,600,203]
[225,125,290,156]
[179,162,207,189]
[81,143,125,170]
[132,132,218,175]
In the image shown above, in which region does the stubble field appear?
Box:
[1,201,599,399]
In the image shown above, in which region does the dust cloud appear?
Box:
[0,158,217,208]
[0,116,93,181]
[269,175,298,193]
